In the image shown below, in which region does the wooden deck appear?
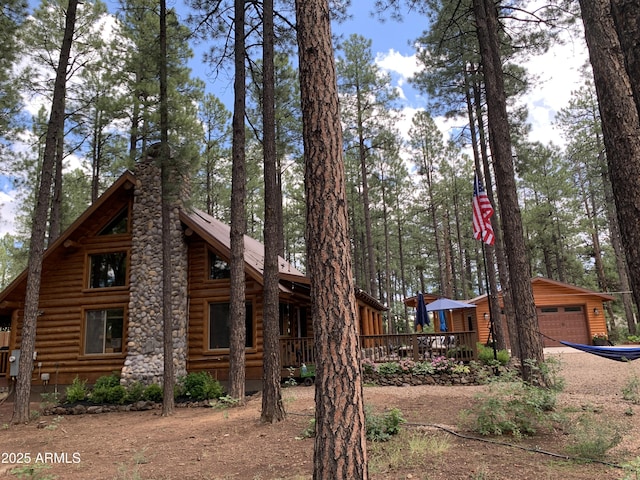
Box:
[279,332,478,377]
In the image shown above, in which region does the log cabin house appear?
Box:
[0,158,386,390]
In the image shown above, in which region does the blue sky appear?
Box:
[0,1,589,237]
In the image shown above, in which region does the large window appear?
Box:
[209,302,253,350]
[209,252,231,280]
[88,252,127,288]
[84,308,124,355]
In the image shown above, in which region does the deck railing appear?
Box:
[279,331,478,373]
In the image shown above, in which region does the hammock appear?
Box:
[559,340,640,362]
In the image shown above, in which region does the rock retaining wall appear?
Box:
[363,371,484,387]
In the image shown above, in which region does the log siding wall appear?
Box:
[8,199,133,385]
[185,238,266,381]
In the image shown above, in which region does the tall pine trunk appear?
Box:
[578,0,640,324]
[12,0,78,424]
[464,72,506,350]
[610,0,640,120]
[473,0,543,379]
[261,0,285,423]
[228,0,247,403]
[159,0,174,417]
[295,0,368,477]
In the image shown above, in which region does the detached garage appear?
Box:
[472,277,614,347]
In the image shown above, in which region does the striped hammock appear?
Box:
[559,340,640,362]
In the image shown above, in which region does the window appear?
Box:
[540,307,559,313]
[85,308,124,355]
[209,302,253,350]
[98,208,129,235]
[88,252,127,288]
[209,252,231,280]
[564,306,582,312]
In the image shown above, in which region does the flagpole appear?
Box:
[473,170,498,362]
[481,242,498,361]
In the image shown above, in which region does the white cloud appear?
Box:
[0,189,18,237]
[520,36,589,146]
[375,49,421,103]
[375,49,420,79]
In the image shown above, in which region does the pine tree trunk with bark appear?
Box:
[228,0,247,403]
[473,0,543,379]
[578,0,640,326]
[295,0,368,477]
[159,0,174,417]
[12,0,78,424]
[610,0,640,120]
[260,0,285,423]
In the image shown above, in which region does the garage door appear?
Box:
[537,305,589,347]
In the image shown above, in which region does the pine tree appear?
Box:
[296,0,368,477]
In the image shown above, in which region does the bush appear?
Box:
[462,378,559,438]
[566,414,622,460]
[143,383,163,402]
[65,376,88,403]
[477,343,510,366]
[88,374,128,405]
[623,375,640,404]
[176,372,223,401]
[377,362,402,376]
[411,361,435,375]
[361,359,376,374]
[365,406,405,442]
[93,373,120,389]
[431,356,456,374]
[301,406,405,442]
[125,381,145,403]
[91,384,127,404]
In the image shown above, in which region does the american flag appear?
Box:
[472,172,495,246]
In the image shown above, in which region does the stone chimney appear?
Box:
[121,153,188,386]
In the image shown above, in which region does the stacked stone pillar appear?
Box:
[121,154,188,386]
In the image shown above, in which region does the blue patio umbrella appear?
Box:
[438,310,448,332]
[425,298,476,312]
[415,292,430,331]
[425,298,476,333]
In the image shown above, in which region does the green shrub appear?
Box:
[65,376,88,404]
[125,381,145,403]
[451,363,471,375]
[93,373,120,389]
[365,406,405,442]
[176,372,223,401]
[88,374,128,404]
[477,343,510,366]
[90,384,127,404]
[377,362,402,376]
[299,406,405,442]
[411,361,435,375]
[566,414,622,460]
[462,378,559,438]
[143,383,163,403]
[361,359,376,374]
[623,375,640,404]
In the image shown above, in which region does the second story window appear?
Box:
[209,251,231,280]
[88,252,127,288]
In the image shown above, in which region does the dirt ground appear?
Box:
[1,349,640,480]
